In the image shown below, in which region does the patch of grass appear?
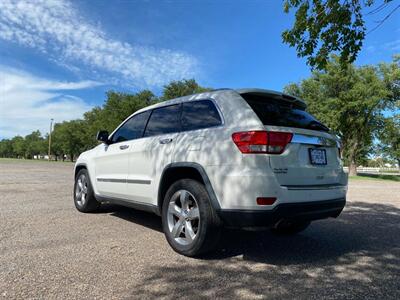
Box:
[0,158,74,164]
[349,173,400,182]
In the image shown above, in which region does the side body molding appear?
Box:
[75,162,221,217]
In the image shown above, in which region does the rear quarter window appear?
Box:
[182,100,222,131]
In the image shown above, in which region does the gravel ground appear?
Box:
[0,160,399,299]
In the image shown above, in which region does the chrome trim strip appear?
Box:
[126,179,151,185]
[291,134,339,147]
[97,178,125,183]
[282,184,346,190]
[97,178,151,185]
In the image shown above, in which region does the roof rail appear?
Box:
[210,88,233,92]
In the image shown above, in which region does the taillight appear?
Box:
[267,131,293,154]
[337,140,342,159]
[232,131,293,154]
[231,131,268,153]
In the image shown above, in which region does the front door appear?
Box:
[94,110,151,199]
[94,141,132,198]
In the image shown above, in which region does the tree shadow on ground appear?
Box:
[105,201,400,299]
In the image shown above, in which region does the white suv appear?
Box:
[74,88,347,256]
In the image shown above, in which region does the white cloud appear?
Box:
[384,39,400,52]
[0,66,96,138]
[0,0,198,88]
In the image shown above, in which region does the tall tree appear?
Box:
[161,79,210,100]
[0,139,13,158]
[284,56,399,175]
[282,0,399,69]
[81,79,207,149]
[11,136,26,159]
[52,121,86,161]
[24,130,45,159]
[82,90,158,148]
[377,115,400,168]
[101,90,157,131]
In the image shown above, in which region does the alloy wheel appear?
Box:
[167,189,200,246]
[75,174,88,207]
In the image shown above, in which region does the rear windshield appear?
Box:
[242,94,329,132]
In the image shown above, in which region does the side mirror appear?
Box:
[96,130,109,144]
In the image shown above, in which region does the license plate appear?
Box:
[309,148,327,165]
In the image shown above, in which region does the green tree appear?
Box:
[11,136,26,158]
[52,120,86,161]
[284,56,399,175]
[0,139,13,158]
[24,130,46,159]
[82,89,158,148]
[282,0,399,69]
[81,79,207,149]
[161,79,210,100]
[101,90,157,131]
[377,115,400,168]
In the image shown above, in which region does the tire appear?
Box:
[162,179,222,257]
[74,169,100,213]
[271,220,311,235]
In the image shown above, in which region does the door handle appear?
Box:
[159,138,173,144]
[119,145,129,150]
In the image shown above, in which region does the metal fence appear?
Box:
[343,167,400,175]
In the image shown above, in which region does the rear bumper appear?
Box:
[217,198,346,228]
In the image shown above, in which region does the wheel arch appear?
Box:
[74,162,100,196]
[157,163,221,215]
[74,163,88,178]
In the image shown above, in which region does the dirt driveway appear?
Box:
[0,160,399,299]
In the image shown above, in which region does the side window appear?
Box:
[111,110,151,143]
[182,100,222,131]
[144,104,181,137]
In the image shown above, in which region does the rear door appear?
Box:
[242,93,342,186]
[126,104,182,204]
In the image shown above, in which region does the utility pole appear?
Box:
[48,118,54,161]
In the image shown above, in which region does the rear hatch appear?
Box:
[239,90,342,187]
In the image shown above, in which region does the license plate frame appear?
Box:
[309,148,327,165]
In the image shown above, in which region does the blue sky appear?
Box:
[0,0,399,138]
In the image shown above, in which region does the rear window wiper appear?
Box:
[308,121,329,132]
